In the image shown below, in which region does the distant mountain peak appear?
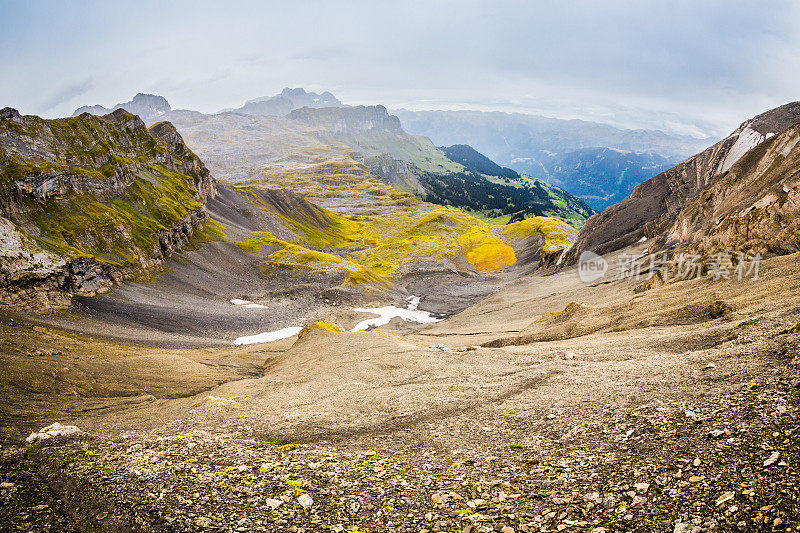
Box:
[234,88,343,117]
[72,93,171,122]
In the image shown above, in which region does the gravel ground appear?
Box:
[1,365,797,533]
[1,253,798,532]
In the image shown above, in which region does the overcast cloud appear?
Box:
[1,0,799,138]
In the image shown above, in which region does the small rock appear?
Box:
[674,522,701,533]
[467,498,487,509]
[715,491,735,506]
[501,527,515,533]
[693,458,701,467]
[684,410,701,422]
[703,363,717,370]
[546,414,556,420]
[763,451,780,467]
[265,498,283,510]
[26,422,81,444]
[708,429,725,439]
[634,482,650,494]
[583,491,600,502]
[297,493,313,509]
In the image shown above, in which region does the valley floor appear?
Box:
[1,248,798,532]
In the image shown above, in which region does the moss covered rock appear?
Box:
[0,108,219,307]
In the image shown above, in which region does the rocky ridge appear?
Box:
[668,122,800,256]
[0,107,217,307]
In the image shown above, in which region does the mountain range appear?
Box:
[393,109,711,210]
[71,89,710,212]
[71,93,594,226]
[3,89,800,532]
[72,92,171,122]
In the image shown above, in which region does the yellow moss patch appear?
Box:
[345,266,391,288]
[298,321,342,339]
[458,227,517,272]
[539,301,590,322]
[269,247,344,267]
[235,232,287,253]
[504,216,576,252]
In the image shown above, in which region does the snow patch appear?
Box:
[351,296,440,332]
[26,422,80,444]
[233,327,303,345]
[719,127,764,173]
[230,298,267,309]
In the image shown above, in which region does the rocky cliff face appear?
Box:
[562,102,800,263]
[668,123,800,256]
[0,107,217,308]
[289,105,402,134]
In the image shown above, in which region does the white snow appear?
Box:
[351,296,440,332]
[230,298,267,309]
[26,422,81,444]
[233,326,303,345]
[719,126,764,173]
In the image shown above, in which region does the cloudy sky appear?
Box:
[2,0,799,138]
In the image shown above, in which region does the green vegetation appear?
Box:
[231,195,580,289]
[27,167,204,266]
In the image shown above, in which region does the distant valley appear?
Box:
[394,108,711,210]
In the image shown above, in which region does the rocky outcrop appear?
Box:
[363,155,424,193]
[0,108,217,308]
[562,101,800,263]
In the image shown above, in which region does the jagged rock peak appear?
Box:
[0,108,21,120]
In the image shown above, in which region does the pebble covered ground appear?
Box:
[1,357,797,533]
